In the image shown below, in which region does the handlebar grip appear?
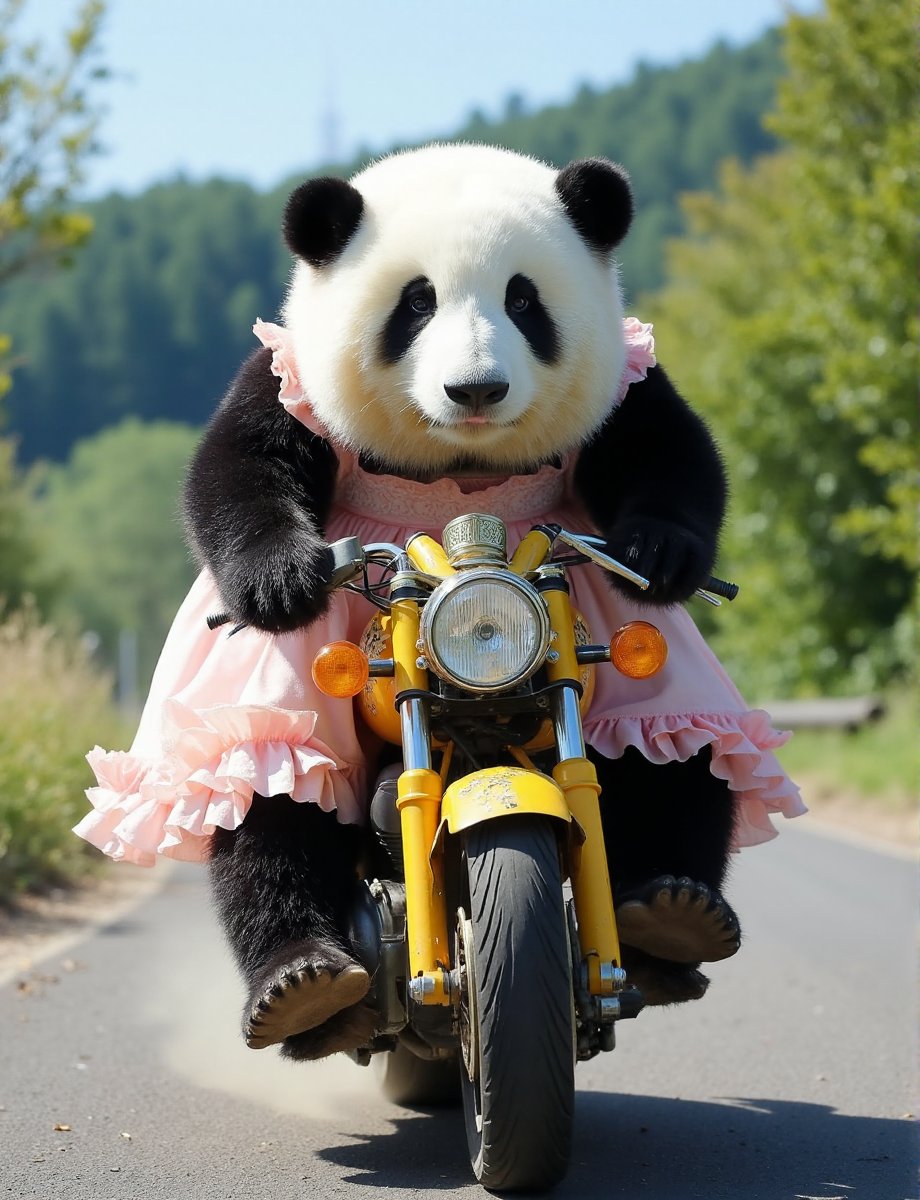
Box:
[705,577,739,601]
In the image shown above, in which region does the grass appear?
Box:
[0,607,129,904]
[776,689,916,812]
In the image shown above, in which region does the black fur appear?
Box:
[380,276,437,364]
[209,798,364,985]
[284,177,364,267]
[505,273,560,364]
[555,158,633,252]
[183,347,339,631]
[573,365,727,604]
[190,195,735,1039]
[590,745,736,897]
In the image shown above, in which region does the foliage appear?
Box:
[778,689,917,811]
[35,418,200,684]
[765,0,919,568]
[0,0,108,607]
[0,30,783,464]
[648,0,917,697]
[0,435,50,607]
[0,0,106,295]
[0,605,126,901]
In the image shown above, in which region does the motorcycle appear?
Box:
[296,512,738,1192]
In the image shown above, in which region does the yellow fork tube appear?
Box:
[543,586,622,993]
[510,527,554,576]
[406,534,457,579]
[391,592,451,1004]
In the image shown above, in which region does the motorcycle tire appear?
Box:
[376,1042,461,1108]
[459,816,575,1192]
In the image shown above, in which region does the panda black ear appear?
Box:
[555,158,633,253]
[283,177,365,267]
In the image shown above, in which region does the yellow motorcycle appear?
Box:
[306,514,737,1192]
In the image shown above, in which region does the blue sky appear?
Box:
[31,0,821,197]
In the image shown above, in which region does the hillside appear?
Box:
[1,30,782,464]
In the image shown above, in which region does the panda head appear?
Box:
[281,144,633,474]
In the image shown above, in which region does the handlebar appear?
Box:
[205,526,739,630]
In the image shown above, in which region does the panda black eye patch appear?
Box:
[505,274,559,365]
[381,276,437,364]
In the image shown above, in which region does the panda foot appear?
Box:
[621,947,710,1007]
[615,876,740,964]
[244,939,370,1051]
[280,1002,379,1061]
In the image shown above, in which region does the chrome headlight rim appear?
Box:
[419,568,552,695]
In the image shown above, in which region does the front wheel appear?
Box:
[459,816,575,1192]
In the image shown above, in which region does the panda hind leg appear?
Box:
[590,745,741,1005]
[209,796,376,1059]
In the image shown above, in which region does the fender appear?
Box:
[437,766,572,842]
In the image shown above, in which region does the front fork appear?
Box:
[542,582,626,1008]
[391,578,626,1015]
[390,591,453,1005]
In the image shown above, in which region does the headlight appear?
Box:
[420,570,551,694]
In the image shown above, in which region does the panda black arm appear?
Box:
[184,347,339,632]
[572,364,727,604]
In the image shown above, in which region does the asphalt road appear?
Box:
[1,821,915,1200]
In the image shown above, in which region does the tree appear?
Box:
[0,0,107,609]
[0,0,106,297]
[648,0,917,697]
[36,419,200,687]
[766,0,919,569]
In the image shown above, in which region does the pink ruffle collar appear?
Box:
[252,315,656,438]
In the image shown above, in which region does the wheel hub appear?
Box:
[456,908,479,1085]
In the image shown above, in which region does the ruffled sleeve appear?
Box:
[582,707,805,850]
[74,700,365,867]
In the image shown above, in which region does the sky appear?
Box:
[30,0,822,198]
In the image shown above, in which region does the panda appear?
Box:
[75,144,803,1062]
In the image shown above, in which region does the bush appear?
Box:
[0,607,127,903]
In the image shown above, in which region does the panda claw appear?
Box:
[243,944,371,1051]
[616,876,741,964]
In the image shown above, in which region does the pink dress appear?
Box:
[75,321,804,867]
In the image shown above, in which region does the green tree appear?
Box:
[37,419,200,686]
[766,0,919,568]
[648,0,917,697]
[0,0,105,298]
[0,0,107,607]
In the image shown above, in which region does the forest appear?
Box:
[0,0,915,866]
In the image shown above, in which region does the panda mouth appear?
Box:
[428,413,521,432]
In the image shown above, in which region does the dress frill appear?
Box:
[582,708,800,850]
[75,701,363,867]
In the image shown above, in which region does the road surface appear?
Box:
[1,821,915,1199]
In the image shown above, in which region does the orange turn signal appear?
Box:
[610,621,668,679]
[311,641,370,698]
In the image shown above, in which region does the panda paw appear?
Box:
[219,538,336,632]
[601,517,713,605]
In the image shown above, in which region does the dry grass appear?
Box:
[0,606,128,903]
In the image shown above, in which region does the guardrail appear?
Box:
[761,696,886,733]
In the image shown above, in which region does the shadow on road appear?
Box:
[317,1089,915,1198]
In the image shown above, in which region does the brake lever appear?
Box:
[556,531,739,605]
[554,530,650,590]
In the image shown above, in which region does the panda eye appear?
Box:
[410,296,431,314]
[510,295,529,313]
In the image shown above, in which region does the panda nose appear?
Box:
[444,380,510,408]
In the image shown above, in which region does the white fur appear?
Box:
[282,144,627,472]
